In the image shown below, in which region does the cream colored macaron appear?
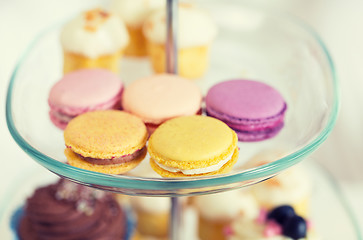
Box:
[122,74,202,134]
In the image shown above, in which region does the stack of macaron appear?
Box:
[48,75,287,177]
[48,76,287,177]
[48,71,206,176]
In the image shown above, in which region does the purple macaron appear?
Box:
[205,79,287,142]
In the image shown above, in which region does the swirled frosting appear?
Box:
[18,179,126,240]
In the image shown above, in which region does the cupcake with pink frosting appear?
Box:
[225,205,320,240]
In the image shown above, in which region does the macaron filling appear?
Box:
[207,104,286,132]
[76,147,146,165]
[207,107,286,141]
[234,122,284,141]
[153,152,233,175]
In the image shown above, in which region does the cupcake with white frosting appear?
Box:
[61,8,129,73]
[130,196,170,238]
[143,3,217,79]
[246,150,312,218]
[111,0,165,57]
[193,189,259,240]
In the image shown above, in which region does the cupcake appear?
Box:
[130,196,170,238]
[250,151,311,217]
[132,231,168,240]
[226,205,320,240]
[61,8,129,74]
[143,3,217,79]
[17,179,127,239]
[111,0,165,57]
[193,190,259,240]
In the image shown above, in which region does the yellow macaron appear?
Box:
[64,110,148,174]
[148,115,239,177]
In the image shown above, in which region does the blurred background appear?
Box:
[1,0,362,238]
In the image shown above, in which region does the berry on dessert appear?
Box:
[226,205,320,240]
[267,205,296,225]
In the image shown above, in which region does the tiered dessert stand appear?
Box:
[6,0,339,239]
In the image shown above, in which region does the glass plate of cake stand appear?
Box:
[0,162,361,239]
[6,0,339,239]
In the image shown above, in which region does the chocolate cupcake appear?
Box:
[18,179,126,240]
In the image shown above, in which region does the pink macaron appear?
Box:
[48,69,123,129]
[205,79,287,141]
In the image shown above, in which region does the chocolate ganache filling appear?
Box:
[78,146,147,165]
[18,179,126,240]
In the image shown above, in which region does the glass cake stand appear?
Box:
[0,162,361,240]
[6,0,339,239]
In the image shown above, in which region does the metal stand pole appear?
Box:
[170,197,182,240]
[166,0,178,74]
[166,1,180,240]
